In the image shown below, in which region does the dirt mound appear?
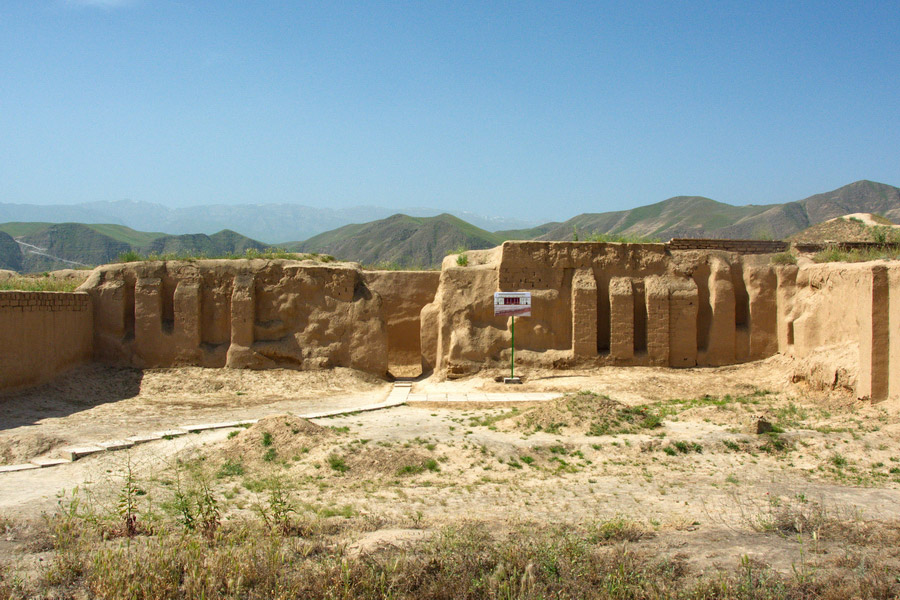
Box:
[221,415,333,463]
[501,392,624,434]
[339,446,437,478]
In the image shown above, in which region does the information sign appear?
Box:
[493,292,532,317]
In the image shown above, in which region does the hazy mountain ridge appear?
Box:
[0,200,538,244]
[1,180,898,272]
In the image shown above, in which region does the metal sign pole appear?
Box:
[494,291,529,384]
[510,316,515,380]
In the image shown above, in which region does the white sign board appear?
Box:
[494,292,532,317]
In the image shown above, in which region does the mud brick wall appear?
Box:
[0,292,93,391]
[667,239,789,254]
[780,262,900,402]
[362,270,440,372]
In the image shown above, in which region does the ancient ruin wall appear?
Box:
[780,262,900,402]
[361,270,440,371]
[422,242,780,377]
[0,292,93,390]
[82,260,391,374]
[7,244,900,404]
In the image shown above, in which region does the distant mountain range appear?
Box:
[1,180,898,272]
[497,180,900,242]
[0,223,265,273]
[0,200,538,244]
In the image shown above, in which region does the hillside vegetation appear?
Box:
[790,213,900,243]
[0,231,23,272]
[293,213,504,268]
[495,180,900,242]
[0,223,268,273]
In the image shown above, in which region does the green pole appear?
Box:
[510,316,515,379]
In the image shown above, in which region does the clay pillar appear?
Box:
[704,261,736,366]
[134,277,163,366]
[745,266,778,360]
[775,265,799,352]
[888,268,900,402]
[668,278,698,367]
[173,280,202,363]
[645,276,669,366]
[609,277,634,361]
[571,269,598,357]
[226,273,255,368]
[858,266,889,401]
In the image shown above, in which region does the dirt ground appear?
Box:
[3,356,900,591]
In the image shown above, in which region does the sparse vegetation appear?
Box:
[812,246,900,263]
[4,363,900,597]
[115,248,334,263]
[584,232,661,243]
[0,276,81,292]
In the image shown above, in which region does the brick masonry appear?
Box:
[0,291,91,312]
[666,239,789,254]
[0,291,93,391]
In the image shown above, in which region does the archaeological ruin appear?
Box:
[1,240,899,403]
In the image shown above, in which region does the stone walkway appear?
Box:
[0,384,560,474]
[407,392,560,403]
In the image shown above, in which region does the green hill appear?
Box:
[18,223,132,271]
[0,222,167,246]
[141,229,267,256]
[528,181,900,242]
[291,213,504,268]
[0,231,23,272]
[2,222,268,272]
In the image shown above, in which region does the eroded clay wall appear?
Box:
[362,270,440,371]
[83,260,390,375]
[0,292,93,391]
[781,262,900,402]
[422,242,780,377]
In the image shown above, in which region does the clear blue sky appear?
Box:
[1,1,898,222]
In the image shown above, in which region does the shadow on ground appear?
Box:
[0,364,144,432]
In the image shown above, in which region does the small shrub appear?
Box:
[116,250,142,263]
[771,251,797,265]
[590,516,648,543]
[456,253,468,267]
[397,464,424,476]
[327,454,349,473]
[216,460,244,478]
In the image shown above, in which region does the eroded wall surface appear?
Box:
[83,260,391,374]
[362,271,440,370]
[0,292,93,390]
[422,242,780,377]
